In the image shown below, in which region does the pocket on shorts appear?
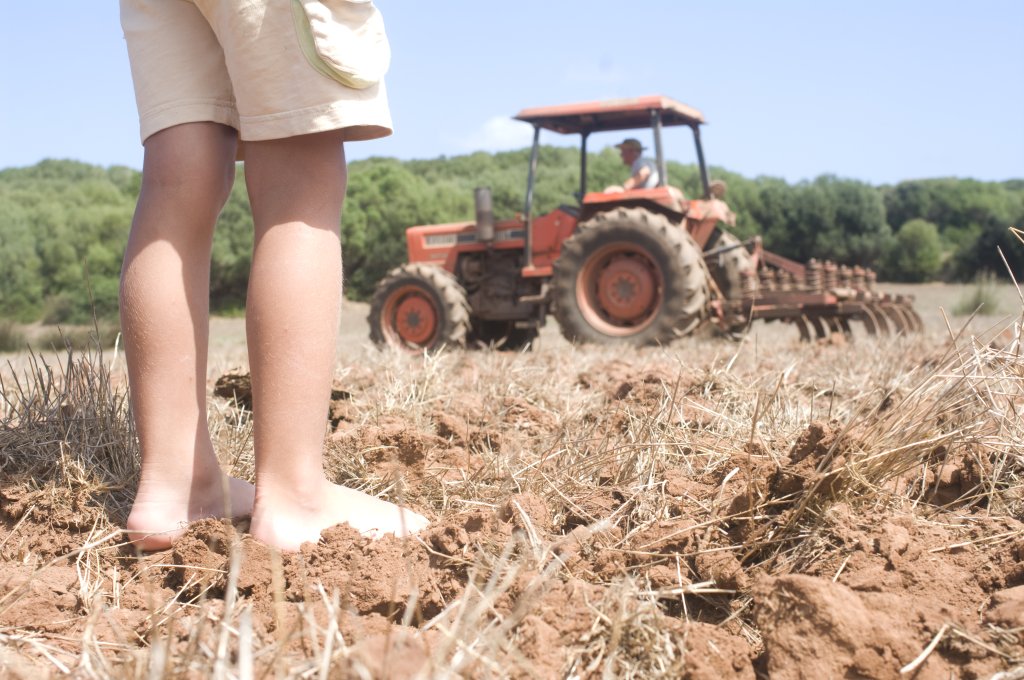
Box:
[291,0,390,90]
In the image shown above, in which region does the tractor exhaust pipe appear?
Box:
[475,187,495,244]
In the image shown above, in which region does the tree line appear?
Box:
[0,155,1021,323]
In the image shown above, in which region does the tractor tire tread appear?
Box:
[368,263,471,351]
[551,207,710,346]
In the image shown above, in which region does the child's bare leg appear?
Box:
[243,131,428,551]
[122,123,256,550]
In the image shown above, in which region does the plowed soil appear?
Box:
[3,294,1024,678]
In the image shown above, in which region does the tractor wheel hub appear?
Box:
[597,256,656,321]
[395,295,437,345]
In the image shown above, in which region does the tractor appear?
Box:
[367,95,920,351]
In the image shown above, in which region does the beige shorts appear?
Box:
[120,0,393,144]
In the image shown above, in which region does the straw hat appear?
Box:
[615,138,645,152]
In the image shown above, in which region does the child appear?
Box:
[119,0,428,551]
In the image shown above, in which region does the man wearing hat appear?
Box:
[605,137,660,192]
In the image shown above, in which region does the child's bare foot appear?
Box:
[249,481,429,552]
[125,473,255,551]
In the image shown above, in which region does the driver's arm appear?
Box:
[622,164,651,190]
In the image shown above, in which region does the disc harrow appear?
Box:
[717,253,922,341]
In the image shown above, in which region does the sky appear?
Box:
[1,1,1021,186]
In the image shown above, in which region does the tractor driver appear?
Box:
[604,138,660,192]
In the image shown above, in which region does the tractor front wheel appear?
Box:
[552,207,708,346]
[368,264,471,352]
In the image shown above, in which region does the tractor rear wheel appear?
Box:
[552,207,708,346]
[368,263,471,352]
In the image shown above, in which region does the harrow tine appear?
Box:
[794,316,812,342]
[808,315,829,340]
[880,304,909,335]
[857,304,880,336]
[823,316,848,340]
[901,302,925,332]
[836,316,853,338]
[893,303,918,335]
[868,304,892,335]
[895,304,919,334]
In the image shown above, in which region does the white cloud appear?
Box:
[455,115,536,153]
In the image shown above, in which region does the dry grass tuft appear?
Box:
[1,343,136,526]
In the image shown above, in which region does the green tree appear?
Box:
[0,201,43,319]
[885,219,943,282]
[210,172,255,312]
[0,160,135,323]
[883,179,1024,279]
[752,175,893,267]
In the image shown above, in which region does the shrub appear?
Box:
[885,219,943,282]
[0,319,27,352]
[953,271,1003,316]
[33,322,121,352]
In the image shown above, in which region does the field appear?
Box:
[2,281,1024,678]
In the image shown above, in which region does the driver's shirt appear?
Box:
[631,157,660,188]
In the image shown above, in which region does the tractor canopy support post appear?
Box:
[475,187,494,244]
[578,131,589,202]
[523,125,542,267]
[691,124,711,199]
[650,109,667,187]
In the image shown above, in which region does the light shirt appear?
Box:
[631,157,660,188]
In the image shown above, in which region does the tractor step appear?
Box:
[517,283,550,304]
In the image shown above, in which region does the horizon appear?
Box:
[6,149,1021,190]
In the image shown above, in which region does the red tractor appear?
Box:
[368,95,920,351]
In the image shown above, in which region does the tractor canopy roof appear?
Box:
[514,95,705,135]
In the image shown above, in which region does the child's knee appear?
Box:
[142,132,237,213]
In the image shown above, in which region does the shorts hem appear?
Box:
[238,98,393,142]
[139,100,239,143]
